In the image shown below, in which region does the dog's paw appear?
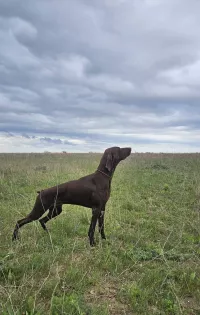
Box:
[39,221,48,232]
[89,239,96,247]
[12,233,20,242]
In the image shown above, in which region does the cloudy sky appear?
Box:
[0,0,200,153]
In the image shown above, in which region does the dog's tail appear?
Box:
[37,189,44,194]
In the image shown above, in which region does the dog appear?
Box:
[12,146,131,246]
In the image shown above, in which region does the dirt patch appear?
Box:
[181,297,200,314]
[85,283,132,315]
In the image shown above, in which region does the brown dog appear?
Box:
[12,146,131,246]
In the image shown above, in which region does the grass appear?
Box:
[0,152,200,314]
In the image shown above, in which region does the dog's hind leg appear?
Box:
[12,216,34,241]
[39,205,62,232]
[12,195,48,241]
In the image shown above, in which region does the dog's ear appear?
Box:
[113,151,120,162]
[105,153,113,172]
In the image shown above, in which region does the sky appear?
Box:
[0,0,200,153]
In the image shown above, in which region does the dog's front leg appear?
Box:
[98,206,106,240]
[88,207,100,246]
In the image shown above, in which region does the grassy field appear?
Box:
[0,152,200,315]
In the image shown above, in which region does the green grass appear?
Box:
[0,152,200,314]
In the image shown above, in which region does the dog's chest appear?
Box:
[106,190,110,201]
[98,187,111,203]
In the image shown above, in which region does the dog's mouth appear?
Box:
[120,147,132,160]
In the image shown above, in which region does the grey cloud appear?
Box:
[5,132,15,137]
[1,86,39,102]
[31,135,78,146]
[21,133,36,139]
[40,137,62,145]
[0,0,200,152]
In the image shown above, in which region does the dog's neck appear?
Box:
[96,153,116,180]
[97,169,111,179]
[96,169,112,192]
[96,164,115,181]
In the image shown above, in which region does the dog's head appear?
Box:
[104,146,132,172]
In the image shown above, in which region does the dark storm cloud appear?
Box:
[0,0,200,152]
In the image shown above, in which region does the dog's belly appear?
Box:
[59,184,94,208]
